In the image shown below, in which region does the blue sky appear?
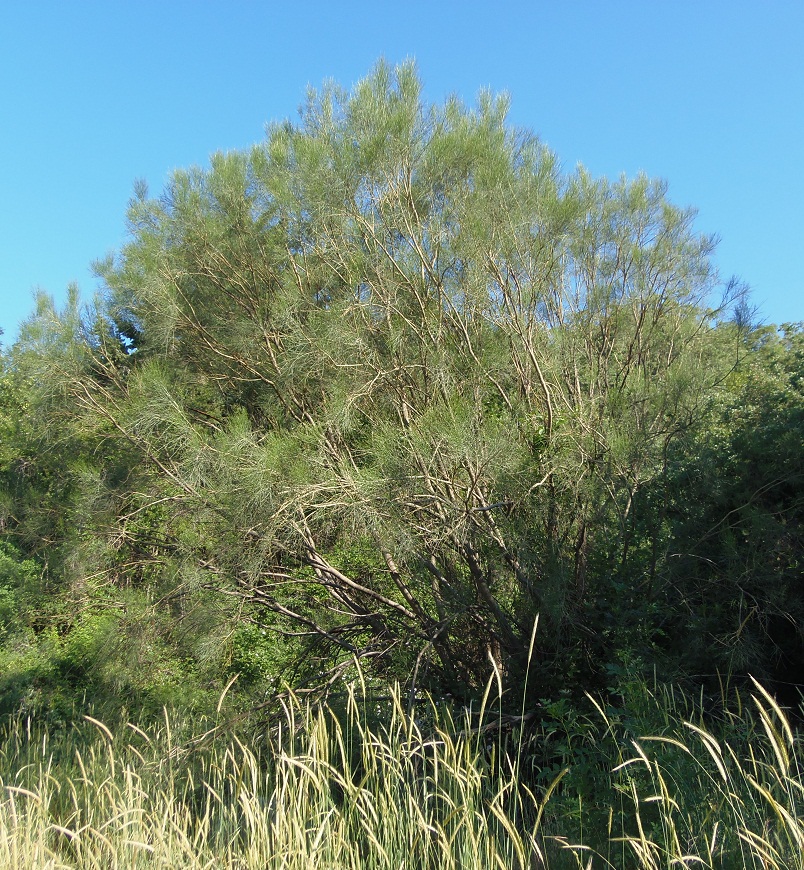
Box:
[1,1,802,346]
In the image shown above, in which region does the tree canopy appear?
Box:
[2,62,802,714]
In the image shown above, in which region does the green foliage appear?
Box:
[107,62,721,696]
[645,323,804,690]
[0,542,39,630]
[1,60,801,717]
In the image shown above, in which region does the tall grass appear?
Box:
[0,677,802,868]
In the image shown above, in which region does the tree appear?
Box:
[657,322,804,694]
[16,62,739,702]
[1,294,270,718]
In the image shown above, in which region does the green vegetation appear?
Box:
[1,61,802,866]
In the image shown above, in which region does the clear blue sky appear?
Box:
[1,1,802,346]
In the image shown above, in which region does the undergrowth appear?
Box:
[0,674,802,868]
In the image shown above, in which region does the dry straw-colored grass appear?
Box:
[0,675,802,869]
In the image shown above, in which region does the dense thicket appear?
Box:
[1,62,802,718]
